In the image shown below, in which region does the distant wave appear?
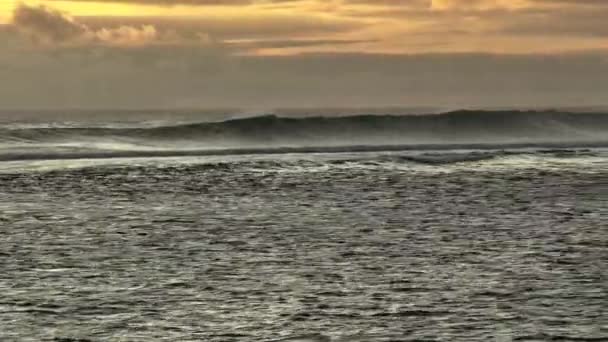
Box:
[2,110,607,143]
[0,110,606,161]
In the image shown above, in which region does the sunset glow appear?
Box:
[1,0,606,54]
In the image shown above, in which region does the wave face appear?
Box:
[0,110,607,161]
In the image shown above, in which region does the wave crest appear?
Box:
[0,110,606,161]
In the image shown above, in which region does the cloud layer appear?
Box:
[3,1,608,54]
[0,2,607,109]
[9,4,210,46]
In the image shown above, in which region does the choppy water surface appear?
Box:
[0,150,606,341]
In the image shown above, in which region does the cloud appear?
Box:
[1,42,607,109]
[335,0,608,54]
[9,4,208,46]
[12,3,88,43]
[20,0,606,54]
[430,0,528,10]
[1,1,607,109]
[226,38,375,49]
[80,14,362,41]
[530,0,608,6]
[42,0,306,6]
[4,3,371,56]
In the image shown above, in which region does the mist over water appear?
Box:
[0,110,607,163]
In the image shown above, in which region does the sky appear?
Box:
[0,0,607,109]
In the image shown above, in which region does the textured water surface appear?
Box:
[0,150,606,341]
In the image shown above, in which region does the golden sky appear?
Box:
[1,0,607,54]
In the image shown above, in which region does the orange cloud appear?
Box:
[8,4,212,46]
[2,0,607,55]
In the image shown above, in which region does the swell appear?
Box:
[1,111,607,147]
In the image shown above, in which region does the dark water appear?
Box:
[0,150,606,341]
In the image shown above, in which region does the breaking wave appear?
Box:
[0,110,606,162]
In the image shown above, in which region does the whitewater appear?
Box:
[0,110,606,341]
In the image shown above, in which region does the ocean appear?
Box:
[0,110,606,341]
